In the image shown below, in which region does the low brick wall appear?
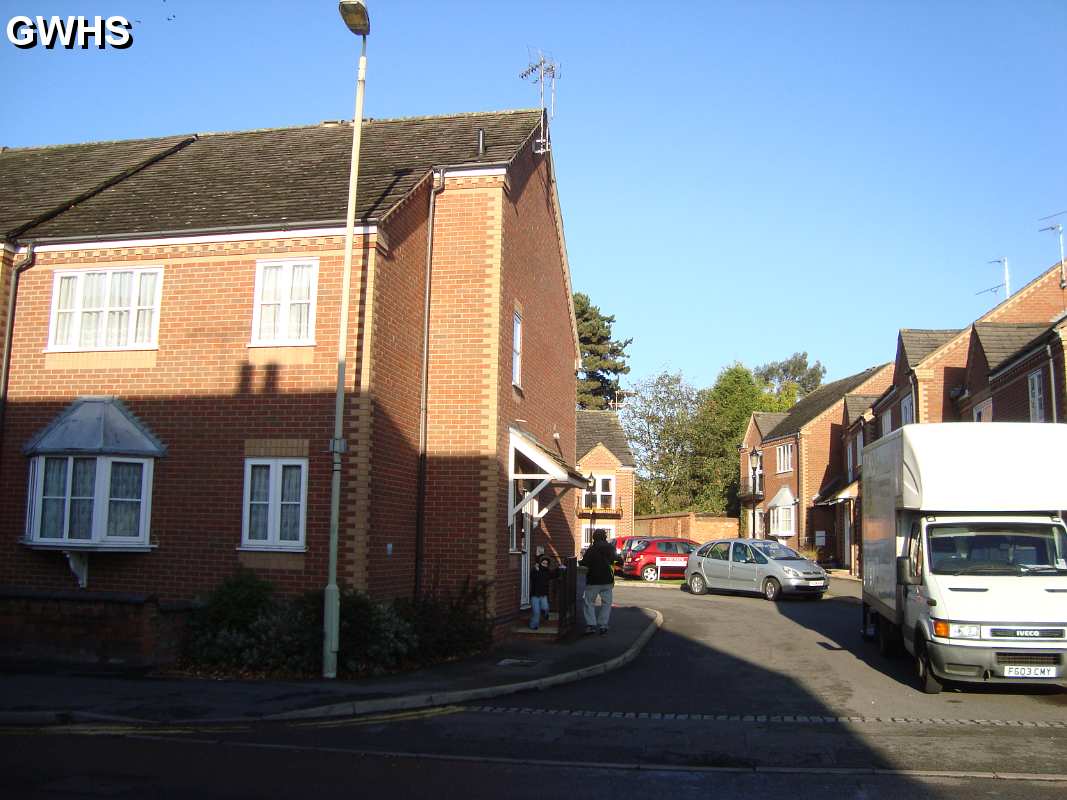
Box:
[0,588,197,669]
[634,513,739,540]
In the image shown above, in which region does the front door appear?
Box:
[842,512,852,570]
[520,506,534,608]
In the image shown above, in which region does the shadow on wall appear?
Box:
[0,371,574,662]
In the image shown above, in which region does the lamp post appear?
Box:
[324,0,371,680]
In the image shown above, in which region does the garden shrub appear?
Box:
[394,578,493,664]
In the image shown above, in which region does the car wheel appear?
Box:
[915,639,943,694]
[641,565,659,582]
[688,573,707,595]
[763,577,781,601]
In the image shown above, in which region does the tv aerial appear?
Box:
[520,49,559,154]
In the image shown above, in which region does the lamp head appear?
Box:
[338,1,370,36]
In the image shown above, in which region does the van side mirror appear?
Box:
[896,555,920,586]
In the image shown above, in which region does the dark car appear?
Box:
[621,537,700,582]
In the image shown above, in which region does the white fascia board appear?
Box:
[509,427,567,481]
[441,166,507,179]
[20,226,371,254]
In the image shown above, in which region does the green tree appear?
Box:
[575,292,631,409]
[620,371,698,514]
[754,351,825,400]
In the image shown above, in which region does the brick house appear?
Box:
[738,364,892,561]
[957,318,1067,424]
[871,263,1067,438]
[0,109,586,665]
[574,410,635,548]
[821,393,880,576]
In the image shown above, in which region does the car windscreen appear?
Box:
[927,523,1067,576]
[750,541,803,560]
[631,540,650,553]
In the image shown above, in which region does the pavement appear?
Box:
[0,604,660,727]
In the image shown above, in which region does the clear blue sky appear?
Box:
[3,1,1065,389]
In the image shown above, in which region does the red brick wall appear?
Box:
[366,182,430,599]
[576,445,634,537]
[989,344,1065,423]
[497,148,578,619]
[0,233,370,600]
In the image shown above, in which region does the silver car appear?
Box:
[684,538,829,601]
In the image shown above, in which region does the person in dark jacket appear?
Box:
[529,555,564,630]
[580,529,616,635]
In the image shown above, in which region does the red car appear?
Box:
[609,536,644,574]
[621,537,700,582]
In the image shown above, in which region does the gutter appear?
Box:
[0,240,36,446]
[414,170,445,597]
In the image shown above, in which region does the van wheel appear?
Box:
[763,578,781,601]
[641,565,659,582]
[916,639,943,694]
[688,573,707,595]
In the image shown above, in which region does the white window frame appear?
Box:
[1028,370,1046,422]
[511,311,522,388]
[25,455,154,546]
[775,443,793,474]
[846,439,854,482]
[900,392,914,425]
[973,398,993,422]
[249,258,319,347]
[241,458,309,551]
[46,267,164,352]
[580,522,615,549]
[769,505,795,536]
[856,428,864,467]
[582,473,616,511]
[880,409,893,437]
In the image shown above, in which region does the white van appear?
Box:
[861,423,1067,693]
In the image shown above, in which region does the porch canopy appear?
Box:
[508,425,589,528]
[23,396,167,457]
[763,485,796,539]
[814,478,858,507]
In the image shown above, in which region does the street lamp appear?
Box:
[324,0,371,680]
[748,450,761,538]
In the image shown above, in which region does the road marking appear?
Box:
[464,705,1067,729]
[0,705,464,737]
[104,734,1067,783]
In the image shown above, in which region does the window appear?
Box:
[26,456,153,545]
[900,392,914,425]
[973,398,993,423]
[880,409,892,437]
[775,443,793,473]
[580,523,614,548]
[582,474,615,510]
[48,267,163,351]
[242,459,308,550]
[708,542,730,561]
[856,428,864,467]
[1028,370,1046,422]
[511,312,522,387]
[769,505,795,536]
[251,259,318,346]
[846,439,854,482]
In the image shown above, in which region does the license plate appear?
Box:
[1003,665,1057,678]
[807,580,825,586]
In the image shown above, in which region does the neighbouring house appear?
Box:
[574,409,635,548]
[871,262,1067,439]
[957,317,1067,424]
[633,512,738,541]
[820,393,880,576]
[0,109,586,666]
[738,364,892,562]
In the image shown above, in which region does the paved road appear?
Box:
[3,581,1065,798]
